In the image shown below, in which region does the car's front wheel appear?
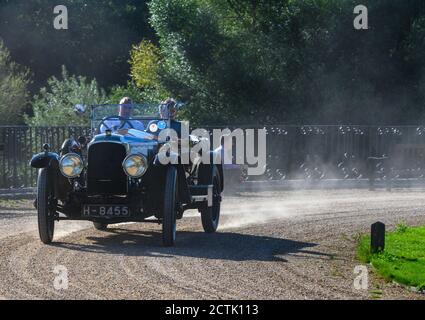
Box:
[93,222,108,231]
[162,166,178,247]
[37,168,55,244]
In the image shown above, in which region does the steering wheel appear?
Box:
[98,116,134,133]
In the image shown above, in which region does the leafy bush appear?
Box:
[108,81,146,104]
[0,40,31,125]
[128,40,170,104]
[26,66,107,126]
[108,81,165,105]
[130,40,162,90]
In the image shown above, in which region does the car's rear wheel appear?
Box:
[200,166,221,233]
[162,166,178,247]
[37,168,55,244]
[93,222,108,231]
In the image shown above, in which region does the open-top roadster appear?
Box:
[30,103,223,246]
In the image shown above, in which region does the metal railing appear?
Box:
[248,125,425,181]
[1,125,425,189]
[0,126,91,188]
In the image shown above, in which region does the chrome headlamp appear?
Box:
[122,154,148,178]
[59,153,84,178]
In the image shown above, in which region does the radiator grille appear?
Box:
[87,143,127,194]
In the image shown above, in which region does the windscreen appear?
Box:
[91,103,163,130]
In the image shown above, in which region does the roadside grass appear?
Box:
[0,199,32,209]
[0,199,19,207]
[357,224,425,291]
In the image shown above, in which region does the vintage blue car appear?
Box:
[30,103,223,246]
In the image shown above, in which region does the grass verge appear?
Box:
[357,224,425,291]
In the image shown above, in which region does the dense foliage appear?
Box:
[2,0,425,125]
[26,66,106,126]
[0,40,30,125]
[0,0,154,91]
[146,0,425,125]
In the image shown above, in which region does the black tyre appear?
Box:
[93,222,108,231]
[37,168,55,244]
[162,166,178,247]
[200,166,221,233]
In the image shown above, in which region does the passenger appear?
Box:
[159,98,182,137]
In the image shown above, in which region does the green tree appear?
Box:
[148,0,340,124]
[128,40,171,104]
[108,81,146,104]
[148,0,425,125]
[0,0,156,92]
[0,39,30,125]
[130,40,162,89]
[26,66,106,126]
[108,81,166,105]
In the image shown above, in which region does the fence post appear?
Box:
[371,222,385,253]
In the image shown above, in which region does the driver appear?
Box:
[99,97,145,133]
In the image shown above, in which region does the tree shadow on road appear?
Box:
[52,227,333,262]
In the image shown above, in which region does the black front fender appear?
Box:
[30,152,60,169]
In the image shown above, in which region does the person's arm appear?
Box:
[100,120,118,133]
[132,120,145,131]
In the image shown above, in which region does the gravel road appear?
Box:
[0,188,424,300]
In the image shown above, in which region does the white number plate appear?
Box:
[82,205,130,217]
